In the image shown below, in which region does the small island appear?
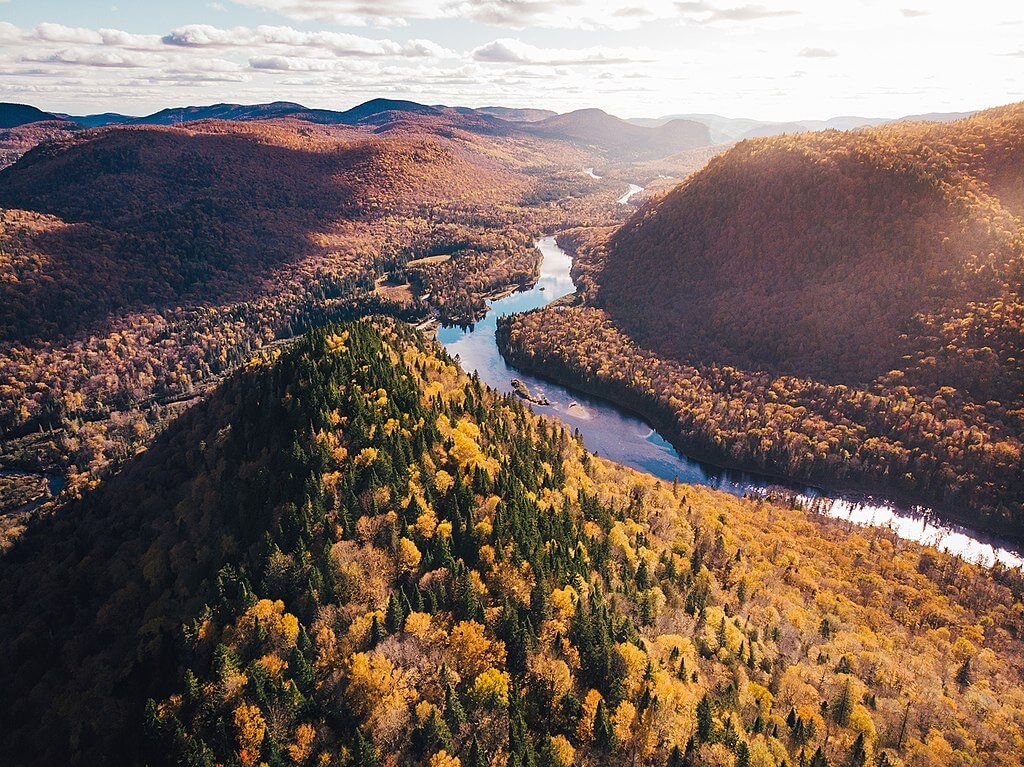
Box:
[510,377,551,405]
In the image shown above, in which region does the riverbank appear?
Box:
[439,235,1024,567]
[497,325,1024,556]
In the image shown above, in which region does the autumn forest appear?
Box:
[0,93,1023,767]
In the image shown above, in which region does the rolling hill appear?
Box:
[631,111,976,144]
[526,108,710,159]
[0,115,614,505]
[0,103,67,129]
[499,103,1024,535]
[1,319,1021,766]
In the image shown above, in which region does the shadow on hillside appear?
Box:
[0,128,374,342]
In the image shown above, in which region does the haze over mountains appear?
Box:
[0,98,978,161]
[629,110,977,144]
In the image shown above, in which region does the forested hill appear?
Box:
[598,102,1024,386]
[499,102,1024,536]
[2,320,1023,767]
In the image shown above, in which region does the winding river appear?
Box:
[438,237,1024,569]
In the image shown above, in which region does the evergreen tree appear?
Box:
[696,694,714,743]
[444,682,467,735]
[350,730,380,767]
[593,700,615,752]
[848,733,867,767]
[468,736,486,767]
[956,657,972,690]
[735,740,750,767]
[833,677,854,727]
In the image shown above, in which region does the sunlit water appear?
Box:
[617,183,644,204]
[437,237,1024,568]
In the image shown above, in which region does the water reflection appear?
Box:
[438,237,1024,569]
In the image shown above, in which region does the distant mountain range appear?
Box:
[0,99,980,161]
[629,110,976,143]
[0,104,65,129]
[0,99,709,162]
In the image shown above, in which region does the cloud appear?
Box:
[28,48,157,68]
[230,0,686,29]
[901,9,928,17]
[0,22,22,43]
[674,1,798,23]
[162,24,452,57]
[798,47,836,58]
[472,38,643,66]
[702,4,798,22]
[35,23,104,44]
[249,55,335,71]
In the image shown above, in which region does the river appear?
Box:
[437,237,1024,569]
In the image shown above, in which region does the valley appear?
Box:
[0,91,1023,767]
[499,105,1024,544]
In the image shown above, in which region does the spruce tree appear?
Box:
[696,694,714,743]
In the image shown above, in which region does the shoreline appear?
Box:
[497,339,1024,555]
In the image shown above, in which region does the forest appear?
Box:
[1,319,1022,767]
[0,114,646,529]
[499,103,1024,537]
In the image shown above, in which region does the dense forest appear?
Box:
[0,113,649,524]
[498,103,1024,536]
[1,320,1022,767]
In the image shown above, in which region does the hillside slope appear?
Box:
[0,117,610,506]
[499,104,1024,534]
[1,320,1021,767]
[0,103,66,129]
[527,109,711,159]
[600,106,1024,385]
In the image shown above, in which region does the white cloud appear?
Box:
[162,24,453,57]
[28,48,157,68]
[798,47,836,58]
[473,38,645,66]
[230,0,688,29]
[35,23,104,44]
[249,55,336,71]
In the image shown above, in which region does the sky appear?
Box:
[1,0,1023,121]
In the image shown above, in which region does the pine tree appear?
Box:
[956,657,972,690]
[833,677,854,727]
[385,592,405,634]
[468,736,486,767]
[593,700,615,752]
[368,614,385,648]
[696,694,714,743]
[735,740,751,767]
[848,733,867,767]
[350,729,380,767]
[444,681,467,735]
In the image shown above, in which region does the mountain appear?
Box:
[60,111,137,128]
[0,120,78,169]
[132,100,308,125]
[474,106,557,122]
[0,114,600,499]
[0,118,542,342]
[0,103,67,129]
[632,111,976,144]
[2,319,1022,766]
[498,103,1024,535]
[527,108,710,159]
[56,100,443,130]
[333,97,442,124]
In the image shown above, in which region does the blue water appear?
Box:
[438,237,1024,569]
